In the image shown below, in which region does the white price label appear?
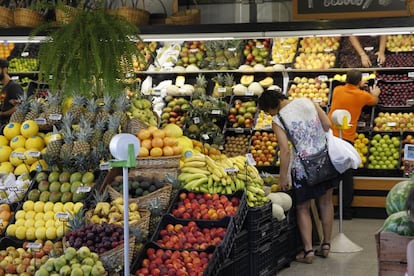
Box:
[0,187,6,191]
[153,89,161,96]
[269,60,276,65]
[408,72,414,78]
[189,48,199,53]
[77,186,91,193]
[55,212,70,220]
[317,75,328,81]
[202,134,209,140]
[228,47,236,52]
[99,162,111,171]
[8,186,18,192]
[405,144,414,161]
[218,87,226,93]
[357,121,366,127]
[211,110,221,115]
[34,118,47,125]
[364,46,374,51]
[262,125,272,130]
[324,48,333,52]
[193,117,200,124]
[386,122,397,127]
[246,91,254,96]
[27,151,40,158]
[11,76,19,80]
[27,243,42,249]
[21,52,29,57]
[313,98,323,103]
[225,167,238,173]
[11,152,25,159]
[125,73,134,78]
[407,99,414,106]
[362,73,369,78]
[0,219,3,225]
[256,45,264,49]
[235,128,244,133]
[246,153,256,166]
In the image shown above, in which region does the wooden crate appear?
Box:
[375,228,414,275]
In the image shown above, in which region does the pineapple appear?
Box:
[60,149,74,173]
[24,100,42,121]
[102,114,120,147]
[224,73,234,96]
[90,117,106,148]
[113,94,129,132]
[72,152,90,173]
[194,74,207,98]
[148,198,163,236]
[212,73,225,98]
[9,92,30,123]
[71,94,86,124]
[72,117,93,156]
[60,123,74,160]
[45,91,63,127]
[97,95,113,122]
[42,151,59,171]
[68,207,85,231]
[46,126,63,159]
[84,97,98,124]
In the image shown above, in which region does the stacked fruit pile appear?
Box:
[0,173,31,204]
[0,203,14,234]
[190,140,223,160]
[249,131,278,166]
[373,111,414,132]
[128,98,159,127]
[386,34,414,52]
[202,40,243,70]
[110,174,165,198]
[294,36,340,69]
[175,41,206,68]
[242,39,271,66]
[8,58,38,72]
[226,99,257,129]
[88,197,141,226]
[353,133,369,168]
[367,133,401,170]
[254,110,273,130]
[224,134,250,157]
[288,77,330,106]
[0,42,14,59]
[133,41,158,72]
[377,80,414,106]
[137,126,183,158]
[271,37,298,65]
[160,97,190,128]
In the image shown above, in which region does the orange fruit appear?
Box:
[141,139,152,150]
[137,129,151,141]
[172,145,183,155]
[138,147,149,157]
[150,147,163,157]
[152,129,166,139]
[0,210,11,221]
[163,146,174,156]
[0,203,10,213]
[151,137,164,148]
[147,126,158,135]
[163,137,177,147]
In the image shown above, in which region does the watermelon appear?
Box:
[385,180,414,216]
[383,211,414,236]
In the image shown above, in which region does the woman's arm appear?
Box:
[349,36,371,67]
[315,103,331,132]
[273,122,290,191]
[376,35,387,65]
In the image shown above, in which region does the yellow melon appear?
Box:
[20,120,39,138]
[3,122,21,140]
[9,135,26,150]
[0,146,12,162]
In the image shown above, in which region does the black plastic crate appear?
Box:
[167,189,248,234]
[273,217,288,237]
[217,251,249,276]
[258,264,278,276]
[132,242,221,276]
[0,201,21,238]
[249,241,275,276]
[249,219,275,251]
[151,214,236,261]
[245,200,273,231]
[287,226,303,259]
[229,229,249,258]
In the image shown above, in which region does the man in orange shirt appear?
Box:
[328,70,380,219]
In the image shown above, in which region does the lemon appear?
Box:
[3,122,21,140]
[35,226,46,240]
[20,120,39,138]
[0,135,9,146]
[0,145,12,162]
[34,201,45,213]
[26,227,36,240]
[53,202,64,213]
[44,211,55,221]
[15,219,25,227]
[73,202,84,213]
[9,135,26,150]
[24,148,41,165]
[25,136,45,151]
[63,202,74,213]
[14,163,29,175]
[25,210,36,220]
[15,225,26,240]
[24,218,35,228]
[23,200,35,211]
[56,225,65,238]
[46,226,57,240]
[0,162,14,173]
[6,224,17,236]
[34,219,45,228]
[15,210,26,220]
[9,147,26,166]
[43,201,54,212]
[45,219,56,228]
[30,160,48,172]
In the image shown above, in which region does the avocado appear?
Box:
[148,185,157,193]
[140,181,151,190]
[135,187,144,197]
[154,180,164,189]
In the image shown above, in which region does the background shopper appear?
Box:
[258,90,338,264]
[0,59,23,126]
[328,69,381,219]
[348,35,386,67]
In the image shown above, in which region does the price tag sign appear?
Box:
[386,122,397,127]
[269,60,276,65]
[364,46,374,51]
[357,121,366,127]
[193,117,200,124]
[28,151,40,158]
[27,243,42,250]
[11,152,25,159]
[225,167,238,173]
[49,75,53,80]
[228,47,236,52]
[317,75,328,82]
[362,73,369,79]
[0,219,3,226]
[218,87,226,93]
[408,72,414,78]
[153,89,161,96]
[235,128,244,133]
[125,73,134,78]
[404,144,414,161]
[211,110,221,115]
[99,162,111,171]
[189,48,199,53]
[202,134,209,140]
[324,48,333,52]
[263,124,272,130]
[34,118,47,125]
[8,186,18,192]
[246,90,254,96]
[407,99,414,106]
[256,44,264,49]
[246,153,256,166]
[313,98,323,103]
[11,76,19,80]
[21,52,29,57]
[77,186,91,193]
[55,212,70,220]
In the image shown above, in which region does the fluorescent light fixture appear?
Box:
[140,31,265,42]
[0,36,46,43]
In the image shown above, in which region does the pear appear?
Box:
[81,264,93,276]
[91,264,106,276]
[59,265,71,276]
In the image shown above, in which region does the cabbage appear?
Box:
[385,180,414,216]
[383,211,414,236]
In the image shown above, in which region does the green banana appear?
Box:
[181,173,209,183]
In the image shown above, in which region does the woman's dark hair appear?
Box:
[258,89,288,113]
[346,70,362,85]
[406,187,414,215]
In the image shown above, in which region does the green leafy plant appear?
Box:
[33,4,140,98]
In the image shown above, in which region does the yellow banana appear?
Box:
[94,202,103,215]
[182,161,207,168]
[178,173,193,182]
[181,167,211,175]
[181,173,210,183]
[184,154,206,163]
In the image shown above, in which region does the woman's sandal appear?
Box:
[315,243,330,258]
[295,249,314,264]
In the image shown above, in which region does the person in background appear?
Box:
[349,35,386,67]
[328,70,381,219]
[0,59,23,126]
[406,188,414,276]
[258,90,338,264]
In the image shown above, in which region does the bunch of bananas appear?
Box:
[90,198,141,225]
[178,154,269,207]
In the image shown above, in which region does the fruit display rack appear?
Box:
[376,73,414,107]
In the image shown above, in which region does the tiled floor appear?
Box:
[277,218,384,276]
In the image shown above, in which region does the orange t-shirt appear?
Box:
[328,83,377,142]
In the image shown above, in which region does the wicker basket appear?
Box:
[14,8,43,27]
[115,6,150,26]
[136,155,181,169]
[169,8,200,25]
[129,167,178,181]
[408,0,414,15]
[108,183,173,211]
[55,5,78,25]
[0,6,13,28]
[127,118,149,136]
[100,236,136,272]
